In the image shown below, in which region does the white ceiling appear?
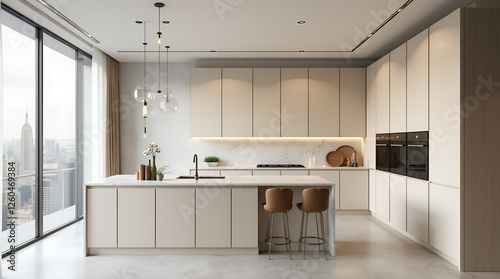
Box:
[7,0,472,63]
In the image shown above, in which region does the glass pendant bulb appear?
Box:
[134,85,153,102]
[160,93,178,114]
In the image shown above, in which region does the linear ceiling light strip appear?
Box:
[351,0,413,52]
[36,0,100,43]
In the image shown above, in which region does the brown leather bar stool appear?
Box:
[297,188,329,259]
[262,188,293,260]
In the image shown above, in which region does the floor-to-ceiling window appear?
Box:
[1,6,90,254]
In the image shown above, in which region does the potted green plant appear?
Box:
[204,156,220,167]
[156,165,169,181]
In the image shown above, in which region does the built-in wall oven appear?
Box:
[389,133,407,176]
[407,131,429,180]
[376,134,390,172]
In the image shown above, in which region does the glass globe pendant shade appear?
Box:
[153,88,172,104]
[134,85,153,102]
[160,94,178,114]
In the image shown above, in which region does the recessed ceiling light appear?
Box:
[210,50,217,53]
[163,21,170,24]
[298,50,305,52]
[135,21,143,24]
[298,20,306,24]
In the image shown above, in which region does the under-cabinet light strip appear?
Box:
[36,0,100,43]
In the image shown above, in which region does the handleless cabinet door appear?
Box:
[253,68,281,137]
[407,30,429,132]
[280,170,309,176]
[389,43,407,133]
[369,169,377,213]
[309,170,340,210]
[196,188,231,247]
[252,170,281,176]
[191,68,221,137]
[222,68,252,137]
[309,68,340,137]
[281,68,308,137]
[376,54,390,134]
[389,174,407,231]
[407,178,429,243]
[366,63,377,169]
[87,188,117,248]
[429,10,461,188]
[118,188,155,247]
[156,188,195,248]
[339,170,369,210]
[232,188,258,248]
[340,68,366,137]
[375,171,390,222]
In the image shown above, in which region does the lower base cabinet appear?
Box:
[87,188,117,248]
[309,170,340,210]
[196,188,231,247]
[232,188,258,247]
[156,188,195,248]
[429,183,460,260]
[389,174,407,231]
[376,171,390,222]
[407,178,429,243]
[339,170,369,210]
[118,188,155,247]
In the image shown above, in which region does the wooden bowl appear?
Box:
[326,151,344,167]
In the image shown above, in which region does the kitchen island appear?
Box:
[85,175,335,256]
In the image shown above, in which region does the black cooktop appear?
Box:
[257,164,305,168]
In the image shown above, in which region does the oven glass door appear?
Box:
[376,138,390,171]
[407,144,428,180]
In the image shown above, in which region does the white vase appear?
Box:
[205,162,218,167]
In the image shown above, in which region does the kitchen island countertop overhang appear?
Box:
[84,175,335,257]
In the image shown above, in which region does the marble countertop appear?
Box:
[190,166,369,171]
[85,174,335,187]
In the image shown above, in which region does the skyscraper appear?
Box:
[21,110,34,174]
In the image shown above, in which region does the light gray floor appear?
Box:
[2,215,499,279]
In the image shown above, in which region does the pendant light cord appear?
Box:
[157,6,161,94]
[166,46,169,101]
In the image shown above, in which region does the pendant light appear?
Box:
[153,2,165,104]
[133,22,152,103]
[160,45,178,114]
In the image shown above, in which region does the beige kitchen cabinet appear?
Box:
[339,170,368,210]
[375,171,390,222]
[190,68,222,137]
[87,188,117,248]
[118,188,155,247]
[389,174,407,231]
[366,63,377,169]
[429,9,461,188]
[407,29,429,132]
[407,178,429,244]
[429,183,460,261]
[340,68,366,137]
[222,68,252,137]
[252,170,281,176]
[369,170,376,213]
[156,188,195,248]
[309,68,340,137]
[281,68,308,137]
[253,68,281,137]
[220,170,252,176]
[389,43,407,133]
[376,54,390,134]
[196,188,231,247]
[232,188,258,248]
[280,170,309,176]
[309,170,340,210]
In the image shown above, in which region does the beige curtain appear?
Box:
[105,56,122,176]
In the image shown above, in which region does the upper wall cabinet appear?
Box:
[389,43,407,133]
[429,9,461,188]
[281,68,309,137]
[407,30,429,132]
[309,68,340,137]
[222,68,253,137]
[191,68,222,137]
[376,54,390,133]
[253,68,281,137]
[340,68,366,137]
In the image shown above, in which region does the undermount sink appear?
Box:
[176,176,226,179]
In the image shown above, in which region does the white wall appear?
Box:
[119,62,363,176]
